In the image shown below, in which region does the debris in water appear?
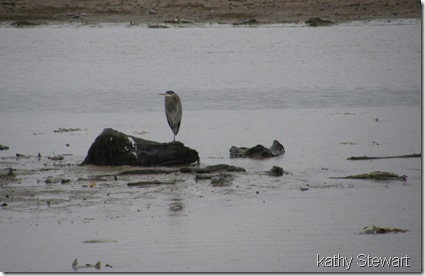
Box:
[54,128,81,133]
[359,225,408,234]
[49,155,64,161]
[45,176,61,184]
[0,144,9,150]
[347,153,421,160]
[95,261,101,269]
[83,239,118,243]
[72,258,78,268]
[72,258,102,270]
[329,171,407,181]
[127,180,176,187]
[340,141,357,145]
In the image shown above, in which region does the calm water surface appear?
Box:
[0,20,421,115]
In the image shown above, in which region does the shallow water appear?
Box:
[0,20,421,115]
[0,21,421,272]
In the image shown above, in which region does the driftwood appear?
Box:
[329,171,407,181]
[120,169,178,175]
[230,140,285,159]
[359,226,408,234]
[81,128,199,166]
[127,180,176,187]
[180,164,246,174]
[347,153,421,160]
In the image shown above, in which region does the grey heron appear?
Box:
[159,90,182,142]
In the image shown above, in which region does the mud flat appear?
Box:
[0,0,421,25]
[0,106,421,272]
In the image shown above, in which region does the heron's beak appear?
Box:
[159,93,167,96]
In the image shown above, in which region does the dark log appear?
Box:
[229,140,285,159]
[347,153,421,160]
[179,164,246,174]
[127,180,176,187]
[359,226,408,234]
[81,128,199,166]
[120,169,178,175]
[329,171,407,181]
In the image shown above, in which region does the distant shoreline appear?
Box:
[0,0,421,26]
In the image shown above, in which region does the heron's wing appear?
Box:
[165,96,182,136]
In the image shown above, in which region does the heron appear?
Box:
[159,90,182,142]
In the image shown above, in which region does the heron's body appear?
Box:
[159,91,182,142]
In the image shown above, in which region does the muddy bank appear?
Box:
[0,0,421,25]
[0,106,421,272]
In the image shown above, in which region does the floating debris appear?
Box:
[54,128,81,133]
[49,155,64,161]
[148,23,173,28]
[180,164,245,174]
[330,171,407,181]
[61,178,71,184]
[359,225,409,234]
[45,176,61,184]
[0,144,9,150]
[72,258,101,270]
[83,239,118,244]
[340,141,357,145]
[120,169,177,175]
[347,153,421,160]
[72,258,78,268]
[127,180,176,187]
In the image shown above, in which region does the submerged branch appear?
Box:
[347,153,421,160]
[329,171,407,181]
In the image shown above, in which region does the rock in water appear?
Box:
[229,140,285,159]
[267,166,284,177]
[82,128,199,166]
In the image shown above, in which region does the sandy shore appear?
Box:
[0,0,421,25]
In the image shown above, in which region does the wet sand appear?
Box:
[0,0,421,24]
[0,107,421,272]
